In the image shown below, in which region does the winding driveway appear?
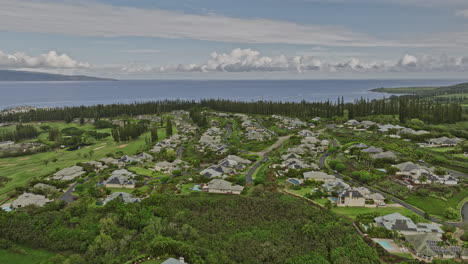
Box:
[245,135,291,185]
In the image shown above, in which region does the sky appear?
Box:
[1,0,468,79]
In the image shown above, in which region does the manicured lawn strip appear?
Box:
[428,147,456,153]
[288,187,314,197]
[331,206,421,220]
[391,252,413,259]
[0,245,55,264]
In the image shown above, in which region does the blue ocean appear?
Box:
[0,79,466,109]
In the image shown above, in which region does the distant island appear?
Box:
[0,69,115,82]
[371,82,468,97]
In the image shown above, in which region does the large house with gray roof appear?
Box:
[104,169,136,188]
[375,213,443,236]
[202,179,244,195]
[404,233,467,261]
[52,165,85,181]
[11,193,52,208]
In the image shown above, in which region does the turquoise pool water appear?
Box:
[192,185,202,191]
[378,240,394,250]
[288,178,301,185]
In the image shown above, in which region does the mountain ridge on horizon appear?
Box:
[0,69,115,82]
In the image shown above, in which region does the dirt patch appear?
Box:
[94,146,106,151]
[117,144,128,149]
[17,157,30,161]
[1,164,16,167]
[27,168,38,172]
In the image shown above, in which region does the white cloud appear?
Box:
[120,48,468,74]
[456,9,468,17]
[0,50,90,69]
[0,0,402,48]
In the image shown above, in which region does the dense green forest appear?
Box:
[0,95,465,125]
[0,193,381,264]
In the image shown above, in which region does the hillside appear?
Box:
[0,70,115,82]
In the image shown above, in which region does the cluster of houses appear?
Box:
[290,130,330,156]
[0,140,15,150]
[353,143,398,160]
[392,161,458,187]
[200,155,252,178]
[196,126,229,154]
[236,114,272,141]
[343,120,431,137]
[0,106,37,115]
[151,135,183,153]
[135,114,161,123]
[374,213,468,261]
[172,110,198,135]
[154,159,189,174]
[0,141,45,154]
[271,115,307,130]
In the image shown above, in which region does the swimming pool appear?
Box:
[377,240,394,251]
[192,185,202,191]
[288,178,301,185]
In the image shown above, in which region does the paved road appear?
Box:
[252,135,291,157]
[245,157,269,185]
[319,138,339,169]
[446,169,468,179]
[462,202,468,223]
[245,135,291,185]
[176,146,184,158]
[225,123,233,139]
[59,182,78,203]
[318,138,462,227]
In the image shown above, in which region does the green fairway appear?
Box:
[0,245,55,264]
[0,124,169,200]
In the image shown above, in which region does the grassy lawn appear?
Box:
[429,147,456,153]
[180,183,196,194]
[128,166,158,177]
[0,124,169,200]
[288,187,314,197]
[313,198,329,206]
[0,245,55,264]
[242,138,278,152]
[331,206,421,220]
[406,189,468,220]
